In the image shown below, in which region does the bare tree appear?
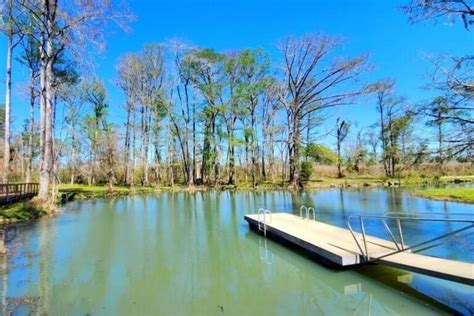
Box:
[403,0,474,29]
[367,79,395,176]
[138,44,165,186]
[168,40,196,187]
[261,81,282,181]
[403,0,473,159]
[81,78,108,185]
[116,53,141,187]
[278,34,369,188]
[59,83,83,185]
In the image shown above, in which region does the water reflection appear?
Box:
[0,187,471,315]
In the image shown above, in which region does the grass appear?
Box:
[413,187,474,203]
[0,184,157,223]
[57,184,157,202]
[0,200,47,223]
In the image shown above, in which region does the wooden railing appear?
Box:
[0,183,39,204]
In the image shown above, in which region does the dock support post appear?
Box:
[397,219,405,250]
[360,217,369,261]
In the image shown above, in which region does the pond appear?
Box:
[1,187,473,315]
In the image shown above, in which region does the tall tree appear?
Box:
[278,34,368,188]
[221,53,241,185]
[81,78,108,185]
[0,0,25,183]
[335,118,349,178]
[138,44,165,186]
[425,97,449,168]
[116,53,141,187]
[261,80,282,181]
[17,35,40,183]
[60,82,84,185]
[168,40,197,186]
[18,0,131,203]
[367,79,396,176]
[236,48,270,188]
[184,48,225,185]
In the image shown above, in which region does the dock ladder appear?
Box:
[257,208,272,237]
[300,205,317,220]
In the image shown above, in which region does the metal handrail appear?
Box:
[347,213,474,262]
[299,206,307,219]
[384,212,473,217]
[308,207,316,220]
[300,205,317,220]
[258,208,272,237]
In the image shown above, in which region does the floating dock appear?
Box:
[245,213,474,286]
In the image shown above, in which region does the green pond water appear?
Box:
[0,188,473,315]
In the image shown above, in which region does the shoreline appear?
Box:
[0,175,472,224]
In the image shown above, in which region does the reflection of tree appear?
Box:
[38,221,53,314]
[1,234,7,315]
[339,189,346,216]
[289,191,303,216]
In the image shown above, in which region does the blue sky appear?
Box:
[0,0,472,137]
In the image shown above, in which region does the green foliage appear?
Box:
[81,78,108,120]
[305,143,338,164]
[414,187,474,203]
[300,161,313,182]
[183,48,225,103]
[0,201,46,222]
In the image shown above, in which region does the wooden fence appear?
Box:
[0,183,39,204]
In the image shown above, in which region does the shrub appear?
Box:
[300,161,313,182]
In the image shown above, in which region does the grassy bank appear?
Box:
[0,200,47,223]
[57,184,157,203]
[413,187,474,203]
[0,185,156,223]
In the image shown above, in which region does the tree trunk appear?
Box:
[142,106,150,186]
[26,69,35,183]
[192,101,197,183]
[337,138,342,178]
[153,127,161,188]
[250,108,257,189]
[38,39,54,201]
[168,130,175,187]
[130,110,136,187]
[124,104,131,185]
[70,126,76,185]
[288,112,301,188]
[379,104,389,177]
[437,112,444,171]
[227,127,235,186]
[2,31,12,184]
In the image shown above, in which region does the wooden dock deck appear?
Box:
[245,213,474,286]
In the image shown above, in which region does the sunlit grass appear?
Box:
[57,184,156,201]
[413,187,474,203]
[0,200,46,222]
